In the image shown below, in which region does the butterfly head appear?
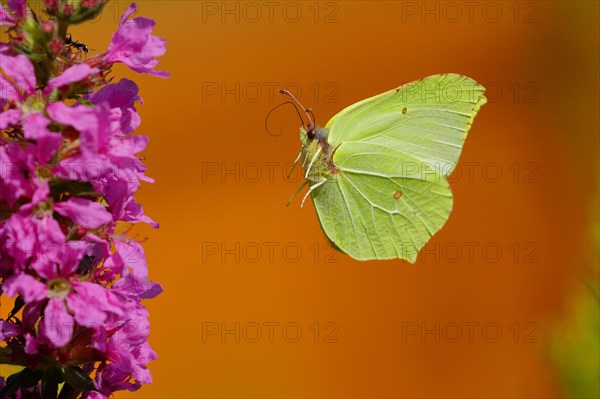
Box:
[275,89,330,147]
[304,125,329,143]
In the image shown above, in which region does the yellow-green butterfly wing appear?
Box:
[312,144,453,261]
[299,73,486,262]
[326,73,486,176]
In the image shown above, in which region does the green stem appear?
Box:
[57,18,69,39]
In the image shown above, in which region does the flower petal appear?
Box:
[67,282,124,326]
[85,78,141,134]
[47,64,100,90]
[22,113,61,164]
[0,52,36,94]
[0,75,21,102]
[2,273,47,302]
[47,102,112,154]
[54,197,113,229]
[7,0,25,19]
[112,273,162,300]
[25,333,39,354]
[120,2,138,25]
[0,320,21,340]
[0,3,16,27]
[0,109,22,129]
[43,297,74,347]
[115,240,148,278]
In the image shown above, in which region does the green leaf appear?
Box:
[42,367,64,399]
[74,97,94,107]
[7,296,25,320]
[57,384,78,399]
[0,367,43,396]
[50,180,100,197]
[63,366,97,393]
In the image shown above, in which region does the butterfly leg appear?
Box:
[304,146,322,179]
[286,180,309,207]
[287,146,304,179]
[300,179,326,208]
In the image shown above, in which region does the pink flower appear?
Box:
[0,0,24,27]
[85,78,142,135]
[8,0,26,19]
[3,258,125,347]
[0,192,66,274]
[0,52,99,106]
[103,3,168,77]
[0,52,100,149]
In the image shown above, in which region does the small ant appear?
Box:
[65,33,89,54]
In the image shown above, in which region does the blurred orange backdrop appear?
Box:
[15,1,599,398]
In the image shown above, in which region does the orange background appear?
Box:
[7,1,600,398]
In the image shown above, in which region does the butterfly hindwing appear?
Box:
[311,144,452,262]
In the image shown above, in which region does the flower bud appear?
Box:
[45,0,107,24]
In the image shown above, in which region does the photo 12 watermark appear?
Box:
[415,241,540,264]
[401,321,540,343]
[200,241,340,264]
[200,81,340,104]
[200,1,340,24]
[398,2,540,24]
[200,321,340,343]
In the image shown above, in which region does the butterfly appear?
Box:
[280,74,486,262]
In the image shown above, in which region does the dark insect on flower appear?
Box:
[65,33,89,54]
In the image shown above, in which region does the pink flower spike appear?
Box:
[0,1,165,391]
[54,197,113,229]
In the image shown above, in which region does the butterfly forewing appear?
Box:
[326,73,486,177]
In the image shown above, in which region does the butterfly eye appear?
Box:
[307,129,316,140]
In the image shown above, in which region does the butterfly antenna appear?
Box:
[306,108,317,126]
[265,101,308,136]
[279,89,314,130]
[286,180,309,207]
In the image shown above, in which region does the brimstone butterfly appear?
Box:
[282,73,486,262]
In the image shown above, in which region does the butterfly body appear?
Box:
[300,126,336,183]
[291,73,487,262]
